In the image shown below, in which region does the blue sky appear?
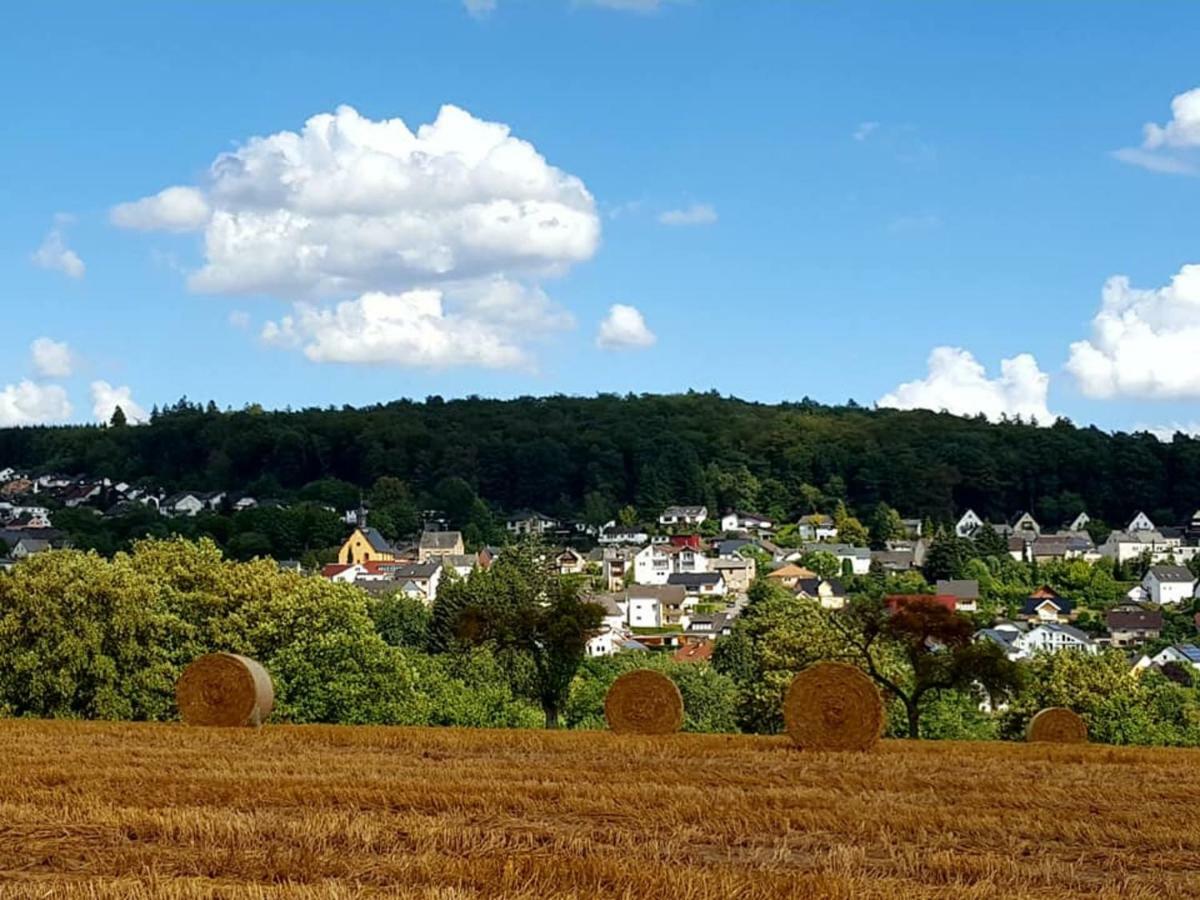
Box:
[4,1,1200,434]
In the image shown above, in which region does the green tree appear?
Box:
[109,405,128,428]
[833,596,1021,738]
[440,542,604,728]
[799,550,841,580]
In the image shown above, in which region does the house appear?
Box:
[976,622,1029,661]
[598,523,649,545]
[765,563,817,588]
[715,538,756,558]
[672,642,715,663]
[600,547,636,591]
[1143,565,1196,605]
[667,572,727,597]
[955,509,984,538]
[321,562,366,582]
[585,626,616,657]
[1152,644,1200,670]
[935,579,981,613]
[1020,589,1075,624]
[1020,623,1096,655]
[719,510,773,533]
[685,611,733,639]
[585,592,628,634]
[418,530,465,563]
[442,553,478,579]
[1028,532,1097,563]
[62,483,103,508]
[710,556,755,593]
[1100,529,1178,564]
[1105,605,1164,648]
[506,510,558,536]
[625,585,688,629]
[1010,511,1041,538]
[900,518,924,538]
[375,562,443,603]
[885,594,958,614]
[1066,512,1091,533]
[161,491,223,517]
[1128,511,1156,533]
[633,543,708,585]
[796,578,848,610]
[338,523,397,565]
[804,542,871,574]
[797,514,838,541]
[11,538,52,558]
[233,496,258,511]
[659,505,708,527]
[555,547,586,575]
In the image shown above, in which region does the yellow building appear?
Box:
[338,526,396,566]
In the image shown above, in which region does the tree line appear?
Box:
[6,393,1200,532]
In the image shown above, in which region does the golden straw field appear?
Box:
[3,721,1200,899]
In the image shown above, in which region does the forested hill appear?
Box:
[1,393,1197,528]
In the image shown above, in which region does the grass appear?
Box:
[2,720,1200,898]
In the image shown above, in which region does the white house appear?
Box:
[1018,623,1095,655]
[1143,565,1196,605]
[659,505,708,526]
[598,523,649,545]
[506,511,559,536]
[955,509,984,538]
[625,585,688,629]
[633,543,709,585]
[1100,529,1183,564]
[794,577,847,610]
[667,572,727,597]
[1151,644,1200,670]
[797,514,838,541]
[1010,511,1041,538]
[719,511,773,533]
[585,626,616,657]
[976,622,1030,661]
[1128,511,1156,533]
[1066,511,1091,533]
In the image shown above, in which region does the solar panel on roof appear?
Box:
[1180,645,1200,663]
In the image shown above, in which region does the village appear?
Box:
[5,463,1196,681]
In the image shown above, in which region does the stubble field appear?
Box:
[2,720,1199,899]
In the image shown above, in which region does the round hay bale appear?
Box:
[1026,707,1088,744]
[604,669,684,735]
[783,662,884,752]
[176,653,274,727]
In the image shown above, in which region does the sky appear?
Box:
[4,1,1200,435]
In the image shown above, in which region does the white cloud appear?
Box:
[90,381,147,424]
[1114,87,1200,175]
[30,338,73,378]
[853,121,879,142]
[596,304,656,350]
[31,223,85,279]
[1067,264,1200,398]
[1135,422,1200,443]
[879,347,1055,424]
[228,310,251,329]
[262,280,570,370]
[0,381,72,427]
[115,104,599,300]
[463,0,496,16]
[657,203,717,226]
[111,186,211,231]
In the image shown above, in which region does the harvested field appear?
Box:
[2,722,1200,898]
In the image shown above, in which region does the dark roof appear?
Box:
[419,530,463,550]
[378,562,441,578]
[357,527,393,553]
[1147,565,1195,583]
[935,579,980,600]
[795,577,845,597]
[667,572,722,588]
[1106,607,1164,631]
[626,585,687,603]
[582,592,625,617]
[1022,595,1076,616]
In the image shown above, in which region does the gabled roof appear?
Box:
[1033,622,1091,643]
[672,642,715,663]
[1147,565,1195,583]
[582,592,625,617]
[359,527,393,553]
[795,577,846,597]
[1022,595,1075,616]
[662,505,707,516]
[1106,607,1164,631]
[667,572,722,587]
[936,579,981,600]
[419,530,463,550]
[626,584,687,604]
[766,563,817,580]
